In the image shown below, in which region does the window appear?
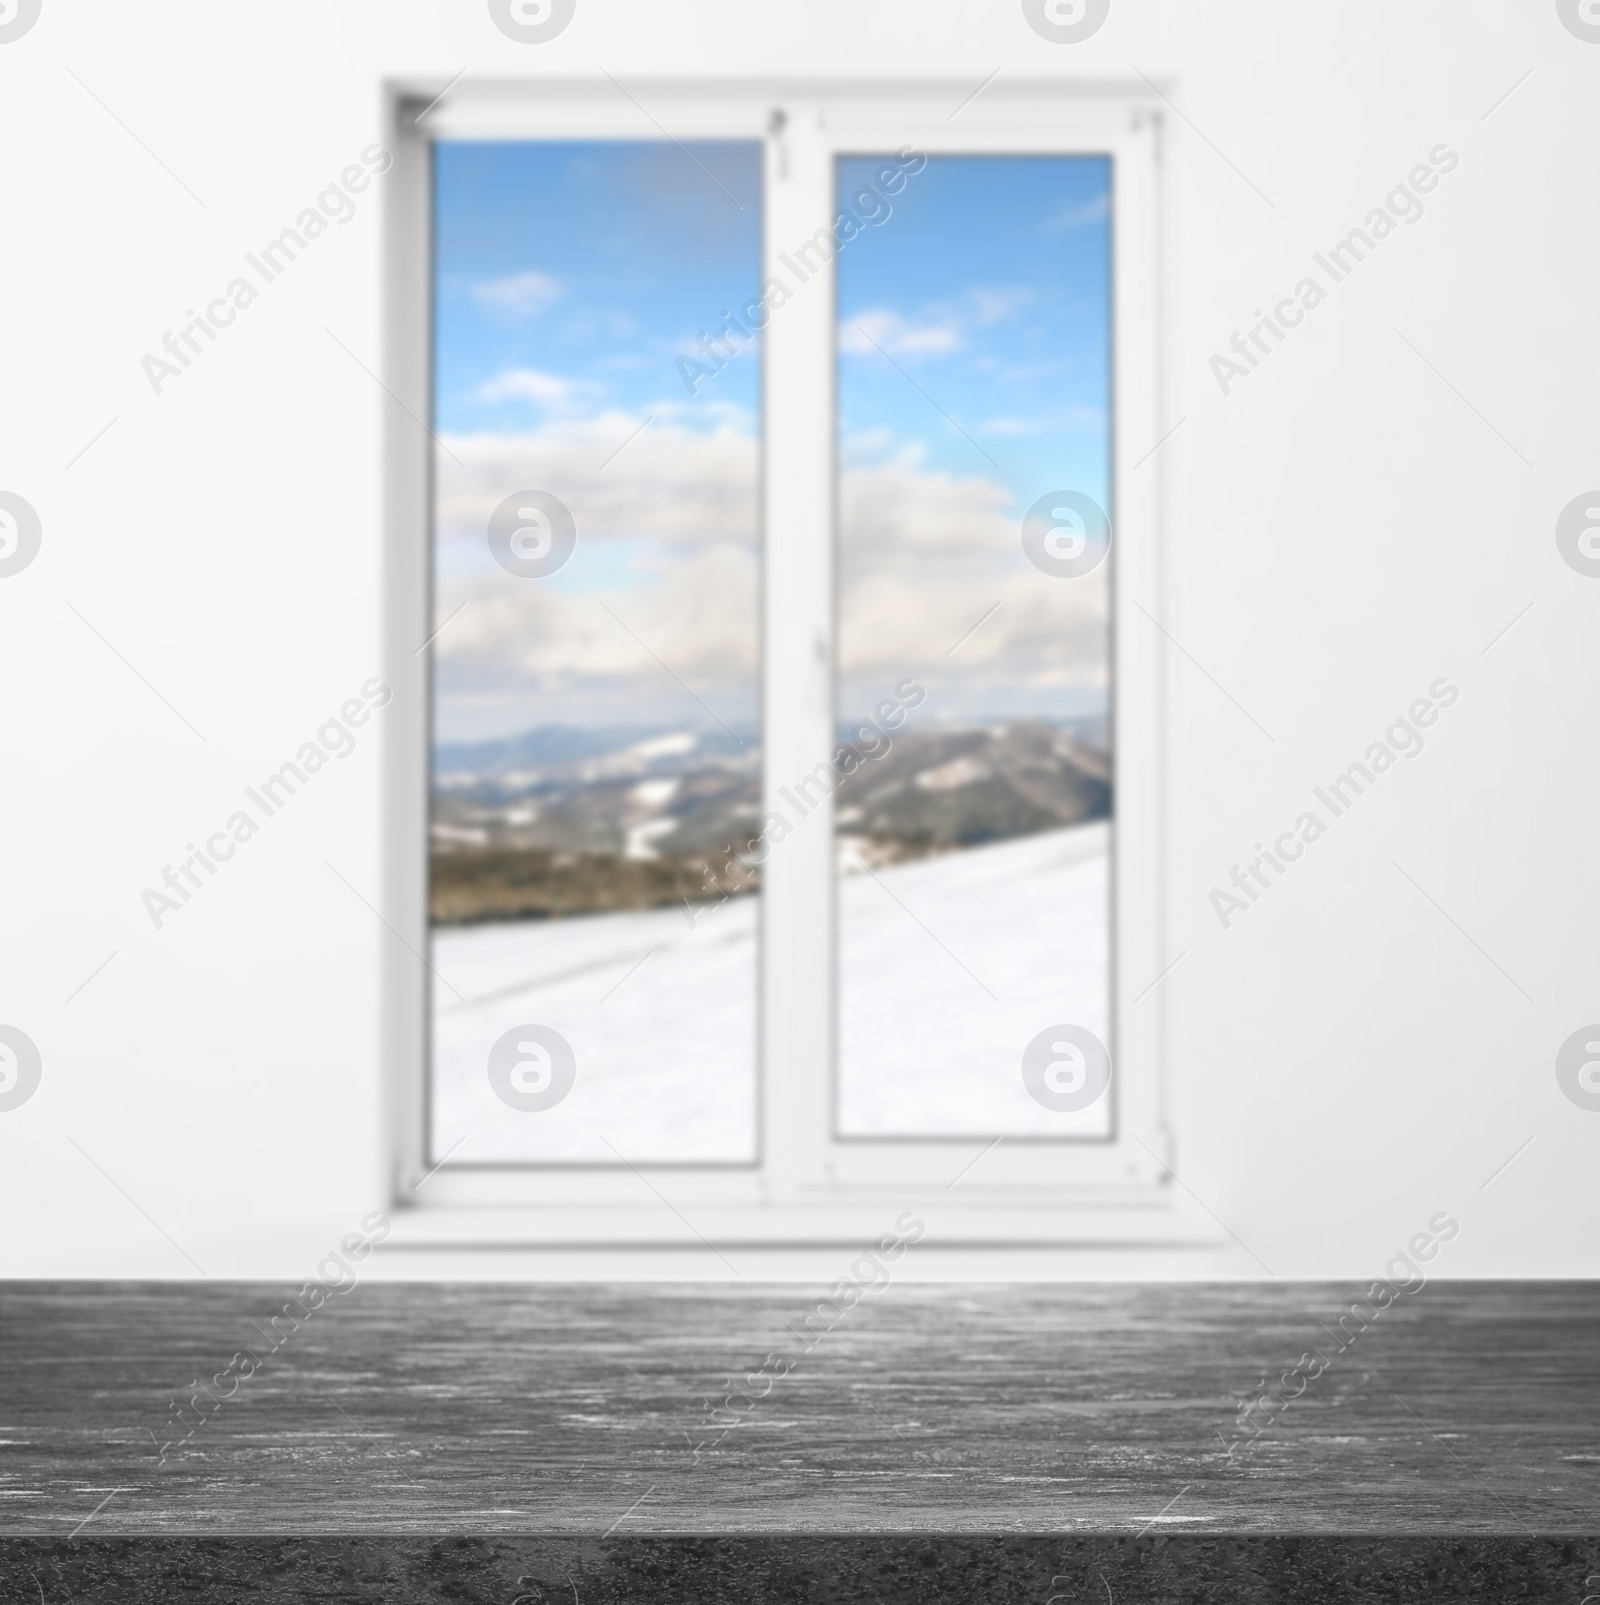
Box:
[427,139,763,1167]
[385,84,1170,1238]
[834,152,1113,1141]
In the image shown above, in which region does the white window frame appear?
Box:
[382,78,1176,1248]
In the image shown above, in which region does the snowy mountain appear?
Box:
[430,718,1109,924]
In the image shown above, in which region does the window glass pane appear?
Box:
[429,140,762,1165]
[834,153,1113,1138]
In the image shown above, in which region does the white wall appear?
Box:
[1,0,1595,1281]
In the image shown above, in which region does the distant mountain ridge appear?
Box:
[430,715,1110,922]
[435,715,1102,786]
[832,721,1110,854]
[435,723,756,783]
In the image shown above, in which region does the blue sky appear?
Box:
[836,153,1111,513]
[435,143,1110,508]
[430,142,1112,742]
[833,153,1113,729]
[434,140,761,436]
[431,141,765,742]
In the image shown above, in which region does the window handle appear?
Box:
[769,107,789,180]
[812,630,830,717]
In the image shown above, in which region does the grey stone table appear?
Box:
[0,1281,1596,1601]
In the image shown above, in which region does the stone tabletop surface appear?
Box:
[2,1280,1597,1539]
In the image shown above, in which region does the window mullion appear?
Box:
[761,105,838,1199]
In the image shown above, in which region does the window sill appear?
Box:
[379,1188,1210,1254]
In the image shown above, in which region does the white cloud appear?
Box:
[838,457,1012,559]
[436,414,759,554]
[968,287,1034,326]
[438,541,759,692]
[977,404,1105,437]
[840,309,963,358]
[837,459,1107,697]
[1042,193,1109,233]
[470,270,563,318]
[477,368,582,408]
[432,423,1104,730]
[838,290,1030,362]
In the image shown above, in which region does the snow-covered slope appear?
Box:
[429,820,1109,1163]
[430,891,758,1164]
[838,820,1109,1137]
